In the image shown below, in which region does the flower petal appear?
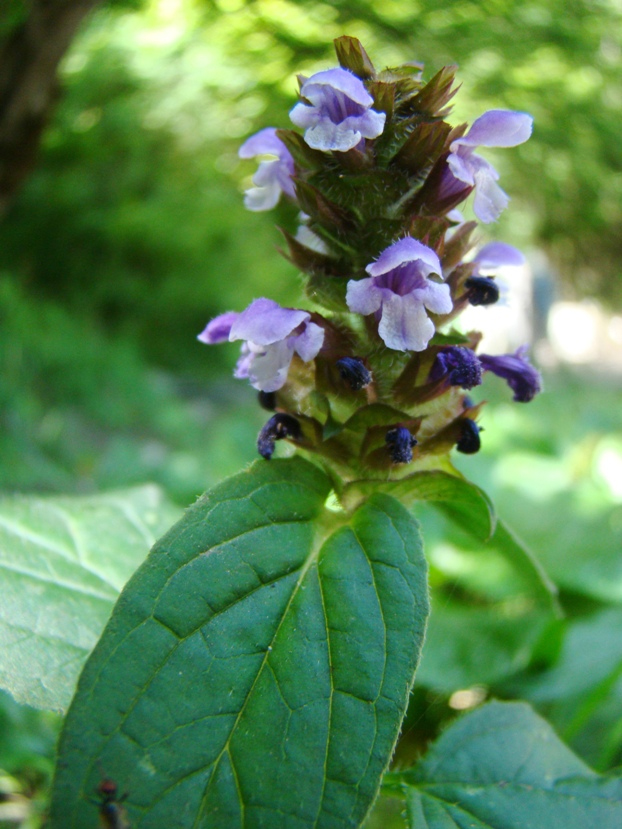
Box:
[479,346,542,402]
[366,237,441,278]
[304,120,362,152]
[419,280,453,315]
[346,277,384,315]
[229,298,309,346]
[197,311,239,344]
[293,321,324,361]
[472,166,510,223]
[239,127,286,159]
[447,147,476,186]
[243,180,282,211]
[299,68,374,108]
[378,292,435,352]
[473,242,525,270]
[453,110,533,149]
[247,340,296,392]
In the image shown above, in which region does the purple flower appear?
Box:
[479,346,542,402]
[346,238,453,352]
[430,347,483,389]
[465,242,525,306]
[238,128,296,211]
[197,311,239,344]
[198,299,324,392]
[471,242,525,273]
[290,68,386,152]
[447,110,533,223]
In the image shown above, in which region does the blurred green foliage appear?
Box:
[0,1,621,825]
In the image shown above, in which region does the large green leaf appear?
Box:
[50,457,429,828]
[417,600,548,693]
[516,607,622,769]
[0,485,180,712]
[385,700,622,828]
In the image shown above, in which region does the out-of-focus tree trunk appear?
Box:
[0,0,101,216]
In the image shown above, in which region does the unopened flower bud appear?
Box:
[386,427,418,464]
[257,414,302,459]
[430,347,483,389]
[258,391,277,411]
[336,357,372,391]
[456,419,481,454]
[464,276,500,306]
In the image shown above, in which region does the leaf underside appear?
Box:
[0,485,180,711]
[50,457,429,828]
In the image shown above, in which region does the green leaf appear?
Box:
[386,700,622,828]
[517,607,622,769]
[0,485,180,712]
[435,490,559,613]
[417,601,548,693]
[50,457,429,828]
[485,518,560,614]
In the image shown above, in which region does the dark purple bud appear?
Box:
[386,427,417,464]
[257,414,301,460]
[430,347,483,389]
[336,357,372,391]
[465,276,500,306]
[479,346,542,402]
[456,419,481,454]
[258,391,277,411]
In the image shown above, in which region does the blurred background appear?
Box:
[0,0,621,825]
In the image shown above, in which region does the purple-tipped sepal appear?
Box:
[290,68,386,152]
[456,419,482,454]
[336,357,372,391]
[386,427,418,464]
[464,276,500,306]
[258,391,277,411]
[257,414,302,459]
[431,347,483,389]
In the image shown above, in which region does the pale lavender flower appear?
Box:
[471,242,525,273]
[197,311,239,344]
[479,345,542,402]
[295,223,328,254]
[447,110,533,223]
[346,237,452,352]
[238,128,296,211]
[465,242,525,306]
[290,68,386,152]
[198,299,324,392]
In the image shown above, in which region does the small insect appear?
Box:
[92,777,130,829]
